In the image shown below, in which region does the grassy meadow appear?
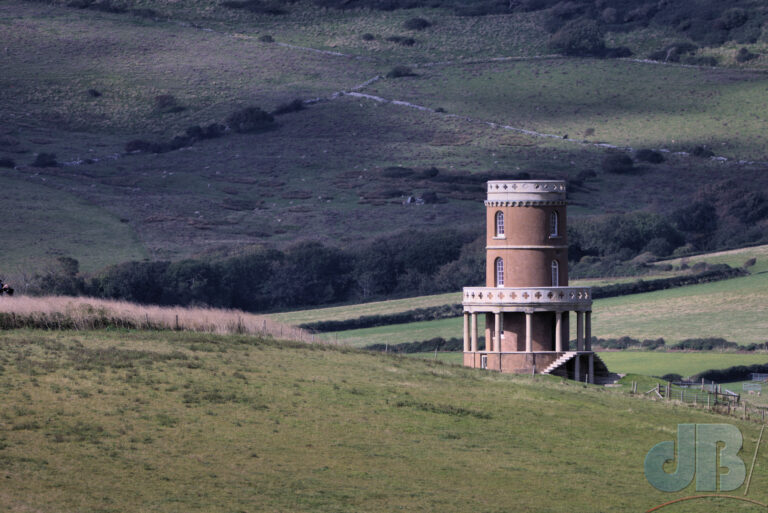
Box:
[367,57,768,160]
[306,244,768,348]
[406,351,768,381]
[2,328,768,512]
[598,352,768,378]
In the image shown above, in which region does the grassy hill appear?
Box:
[2,328,768,512]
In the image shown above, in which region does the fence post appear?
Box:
[667,382,671,401]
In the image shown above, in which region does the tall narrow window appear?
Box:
[551,260,559,287]
[495,211,504,237]
[495,257,504,287]
[550,211,559,237]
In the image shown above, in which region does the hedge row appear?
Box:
[365,337,467,353]
[303,266,746,333]
[367,335,767,356]
[693,364,768,384]
[595,336,768,352]
[590,266,747,299]
[299,304,463,332]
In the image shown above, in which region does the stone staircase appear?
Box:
[541,352,620,385]
[541,351,577,375]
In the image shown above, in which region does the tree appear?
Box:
[549,19,605,56]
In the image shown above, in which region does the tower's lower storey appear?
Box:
[462,287,610,382]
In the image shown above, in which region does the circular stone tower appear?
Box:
[462,180,607,382]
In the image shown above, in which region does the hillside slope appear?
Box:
[2,0,767,276]
[0,329,767,511]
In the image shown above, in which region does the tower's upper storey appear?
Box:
[486,180,566,205]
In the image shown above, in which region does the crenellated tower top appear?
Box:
[485,180,566,205]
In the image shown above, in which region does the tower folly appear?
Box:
[461,180,608,382]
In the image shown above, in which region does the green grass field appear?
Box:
[2,328,768,512]
[598,352,768,378]
[367,58,768,160]
[314,245,768,347]
[0,174,147,273]
[406,351,768,382]
[268,273,683,326]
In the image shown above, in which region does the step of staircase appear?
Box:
[541,351,577,375]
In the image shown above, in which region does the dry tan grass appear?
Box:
[0,295,313,341]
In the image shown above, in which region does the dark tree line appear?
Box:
[33,230,477,311]
[30,185,768,311]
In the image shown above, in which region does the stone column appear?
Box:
[463,312,470,352]
[588,353,594,384]
[585,311,592,351]
[555,311,563,353]
[525,311,532,353]
[576,311,584,352]
[494,312,501,353]
[470,313,478,353]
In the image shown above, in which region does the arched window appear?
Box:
[550,211,559,237]
[495,257,504,287]
[551,260,559,287]
[495,211,505,237]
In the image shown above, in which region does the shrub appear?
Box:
[548,18,605,56]
[381,166,415,178]
[259,34,275,42]
[691,145,714,158]
[87,89,101,97]
[660,373,683,382]
[643,237,674,257]
[125,139,153,153]
[420,167,439,178]
[634,148,664,163]
[736,47,758,63]
[648,42,698,62]
[130,7,158,18]
[386,65,416,78]
[31,153,59,167]
[221,0,287,15]
[601,152,634,174]
[271,99,305,116]
[89,0,127,14]
[361,33,375,41]
[714,8,748,31]
[403,17,431,30]
[202,123,226,139]
[604,46,632,58]
[154,94,184,114]
[0,157,15,168]
[744,257,757,268]
[386,36,416,46]
[600,7,618,24]
[681,55,718,66]
[421,191,439,204]
[226,106,275,133]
